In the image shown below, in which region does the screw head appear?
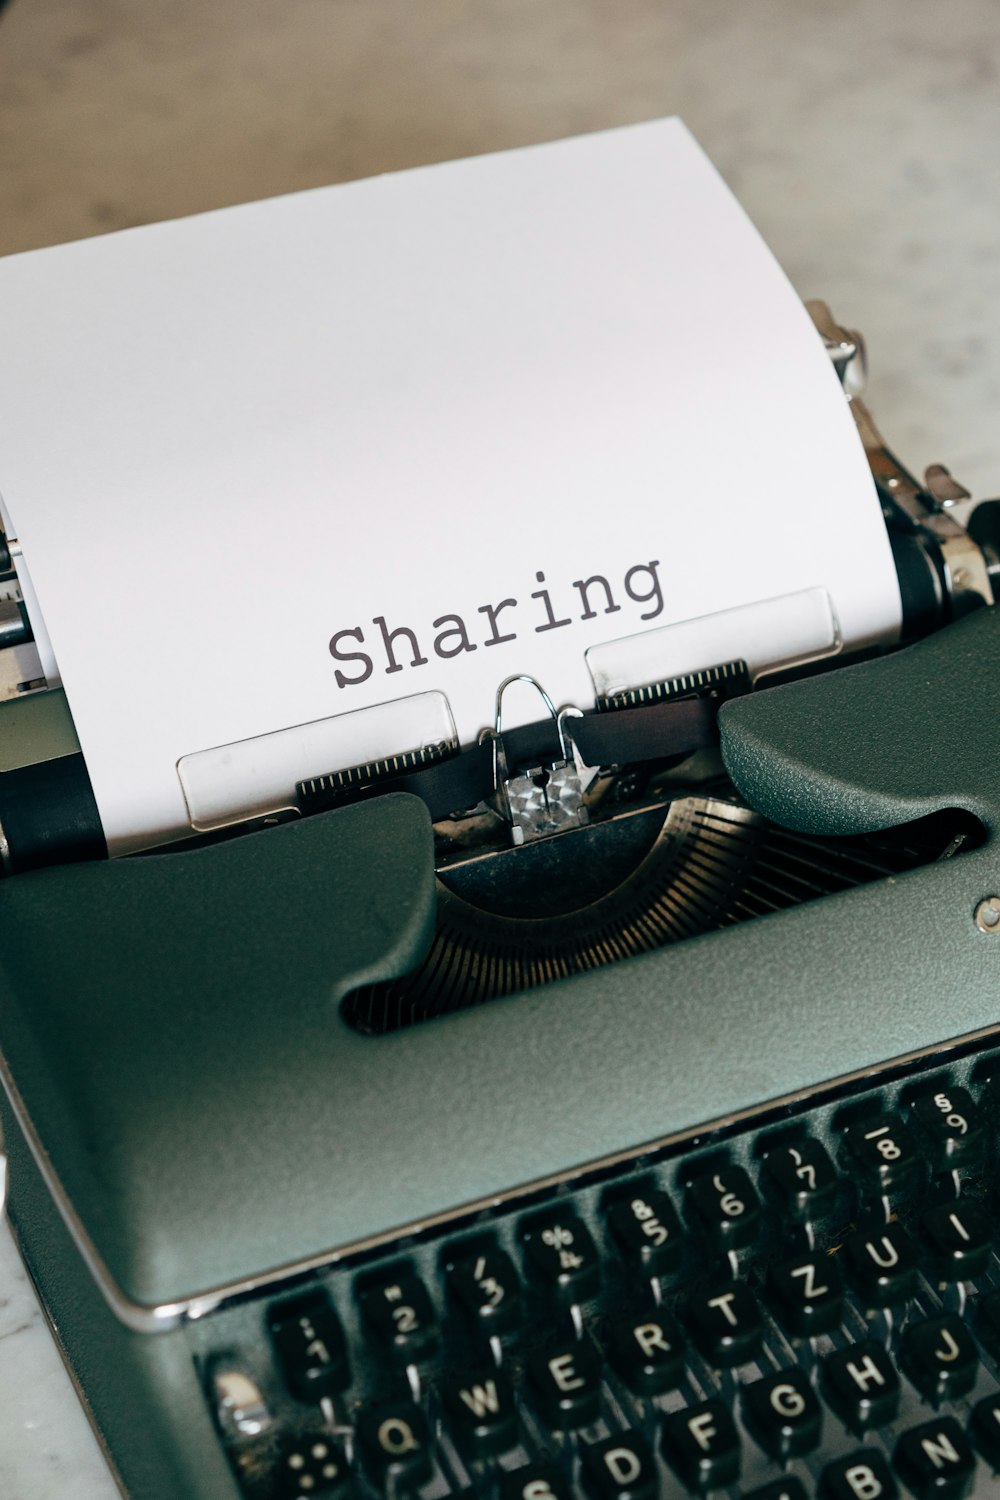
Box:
[974,897,1000,934]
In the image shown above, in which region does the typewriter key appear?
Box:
[608,1308,685,1396]
[661,1399,741,1492]
[821,1342,900,1434]
[844,1222,919,1307]
[581,1431,658,1500]
[900,1316,979,1404]
[446,1247,521,1339]
[819,1449,898,1500]
[358,1272,438,1363]
[357,1401,434,1489]
[920,1201,993,1281]
[442,1367,518,1460]
[892,1417,976,1500]
[527,1339,602,1431]
[687,1281,764,1367]
[268,1292,351,1402]
[685,1165,761,1253]
[741,1367,822,1460]
[606,1188,685,1279]
[768,1251,844,1338]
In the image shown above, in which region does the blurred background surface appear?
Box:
[1,2,999,1495]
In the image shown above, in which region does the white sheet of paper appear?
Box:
[0,119,901,853]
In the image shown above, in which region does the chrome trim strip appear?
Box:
[3,1019,1000,1333]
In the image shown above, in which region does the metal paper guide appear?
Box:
[0,118,902,854]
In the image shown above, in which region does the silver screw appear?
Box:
[974,897,1000,934]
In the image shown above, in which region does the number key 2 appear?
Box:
[843,1112,922,1196]
[686,1165,761,1252]
[358,1271,438,1362]
[607,1188,685,1278]
[522,1214,601,1305]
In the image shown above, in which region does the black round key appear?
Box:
[920,1201,993,1281]
[276,1434,350,1500]
[608,1308,685,1395]
[768,1251,844,1338]
[527,1339,602,1431]
[742,1366,822,1460]
[358,1271,438,1362]
[761,1138,840,1222]
[522,1214,601,1306]
[893,1416,976,1500]
[581,1431,658,1500]
[844,1222,919,1307]
[970,1393,1000,1469]
[900,1315,979,1404]
[447,1247,521,1338]
[686,1165,761,1252]
[268,1291,351,1402]
[909,1086,985,1172]
[821,1341,901,1434]
[687,1280,763,1367]
[501,1465,573,1500]
[357,1400,434,1489]
[442,1366,518,1460]
[843,1112,922,1198]
[662,1399,741,1492]
[819,1448,898,1500]
[607,1188,685,1279]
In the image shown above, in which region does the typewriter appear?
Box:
[3,140,1000,1500]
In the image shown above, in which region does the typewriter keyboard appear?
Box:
[194,1044,1000,1500]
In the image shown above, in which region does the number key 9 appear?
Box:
[909,1085,985,1171]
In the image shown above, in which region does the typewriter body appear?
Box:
[2,297,1000,1500]
[3,114,1000,1497]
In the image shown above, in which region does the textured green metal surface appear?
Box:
[719,604,1000,835]
[1,612,999,1329]
[2,1096,241,1500]
[0,793,436,1310]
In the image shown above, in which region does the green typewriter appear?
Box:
[2,128,1000,1500]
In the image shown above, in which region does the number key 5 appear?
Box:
[607,1188,685,1279]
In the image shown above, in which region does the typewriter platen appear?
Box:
[2,303,1000,1500]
